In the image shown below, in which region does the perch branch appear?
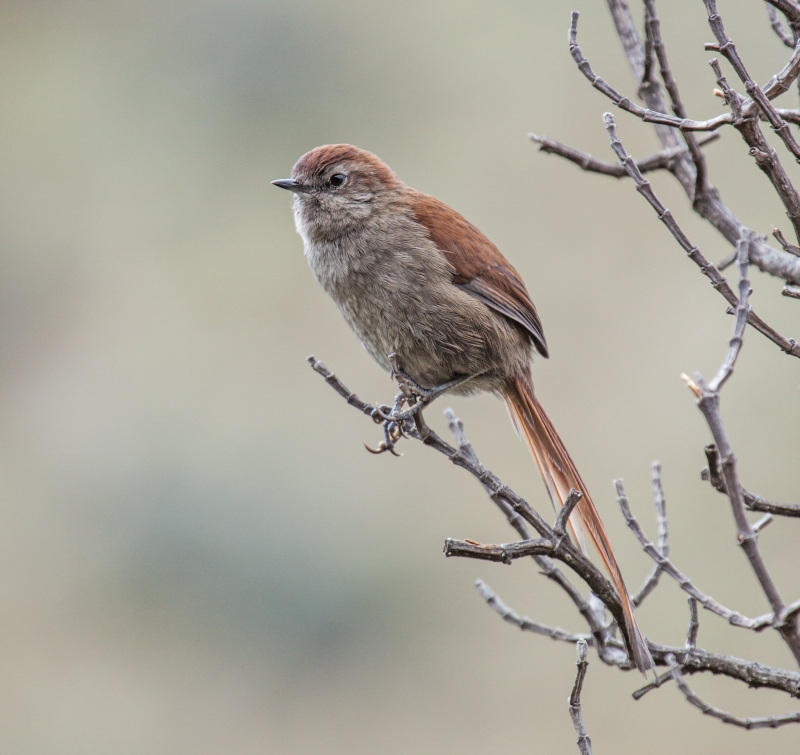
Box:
[308,356,800,696]
[307,355,642,660]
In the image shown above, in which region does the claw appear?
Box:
[363,441,403,457]
[364,441,387,454]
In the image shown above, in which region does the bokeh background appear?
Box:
[1,0,799,752]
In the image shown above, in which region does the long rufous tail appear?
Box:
[503,375,654,674]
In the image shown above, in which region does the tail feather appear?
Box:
[504,375,654,674]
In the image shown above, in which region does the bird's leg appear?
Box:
[365,389,414,456]
[387,353,487,422]
[365,355,486,455]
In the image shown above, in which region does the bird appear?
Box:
[273,143,654,673]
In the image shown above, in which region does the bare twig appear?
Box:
[632,462,669,607]
[475,580,590,644]
[752,514,775,534]
[444,536,553,563]
[704,0,800,164]
[308,356,800,696]
[709,235,751,392]
[775,108,800,124]
[666,654,800,729]
[768,3,797,48]
[569,12,730,132]
[686,598,699,650]
[529,133,718,178]
[444,409,610,648]
[474,580,800,696]
[784,284,800,298]
[572,10,800,130]
[709,56,800,241]
[774,226,800,256]
[615,478,772,631]
[565,7,800,286]
[632,669,674,701]
[603,112,800,358]
[703,445,800,518]
[569,640,593,755]
[644,0,708,200]
[767,0,800,28]
[307,357,645,659]
[687,334,800,660]
[555,489,583,537]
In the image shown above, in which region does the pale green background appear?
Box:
[1,0,798,752]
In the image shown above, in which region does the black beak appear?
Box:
[271,178,308,193]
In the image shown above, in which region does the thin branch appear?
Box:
[773,226,800,256]
[644,0,708,200]
[767,0,800,27]
[309,356,800,696]
[529,133,718,178]
[444,409,610,647]
[569,12,731,133]
[666,654,800,729]
[567,7,800,286]
[632,597,698,698]
[569,640,593,755]
[632,670,674,701]
[687,379,800,661]
[686,598,699,650]
[632,462,669,607]
[775,108,800,125]
[704,1,800,163]
[444,536,553,563]
[572,10,800,130]
[307,356,646,661]
[702,444,800,518]
[474,580,800,696]
[767,3,797,48]
[784,284,800,298]
[475,580,590,644]
[603,112,800,358]
[555,489,583,537]
[709,56,800,242]
[709,235,751,392]
[753,514,775,533]
[615,478,772,631]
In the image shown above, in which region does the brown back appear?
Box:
[410,190,548,358]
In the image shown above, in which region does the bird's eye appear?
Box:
[329,173,346,187]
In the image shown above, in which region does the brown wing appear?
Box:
[410,190,548,358]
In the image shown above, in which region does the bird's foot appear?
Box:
[364,355,485,456]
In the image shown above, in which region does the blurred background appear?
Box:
[1,0,799,752]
